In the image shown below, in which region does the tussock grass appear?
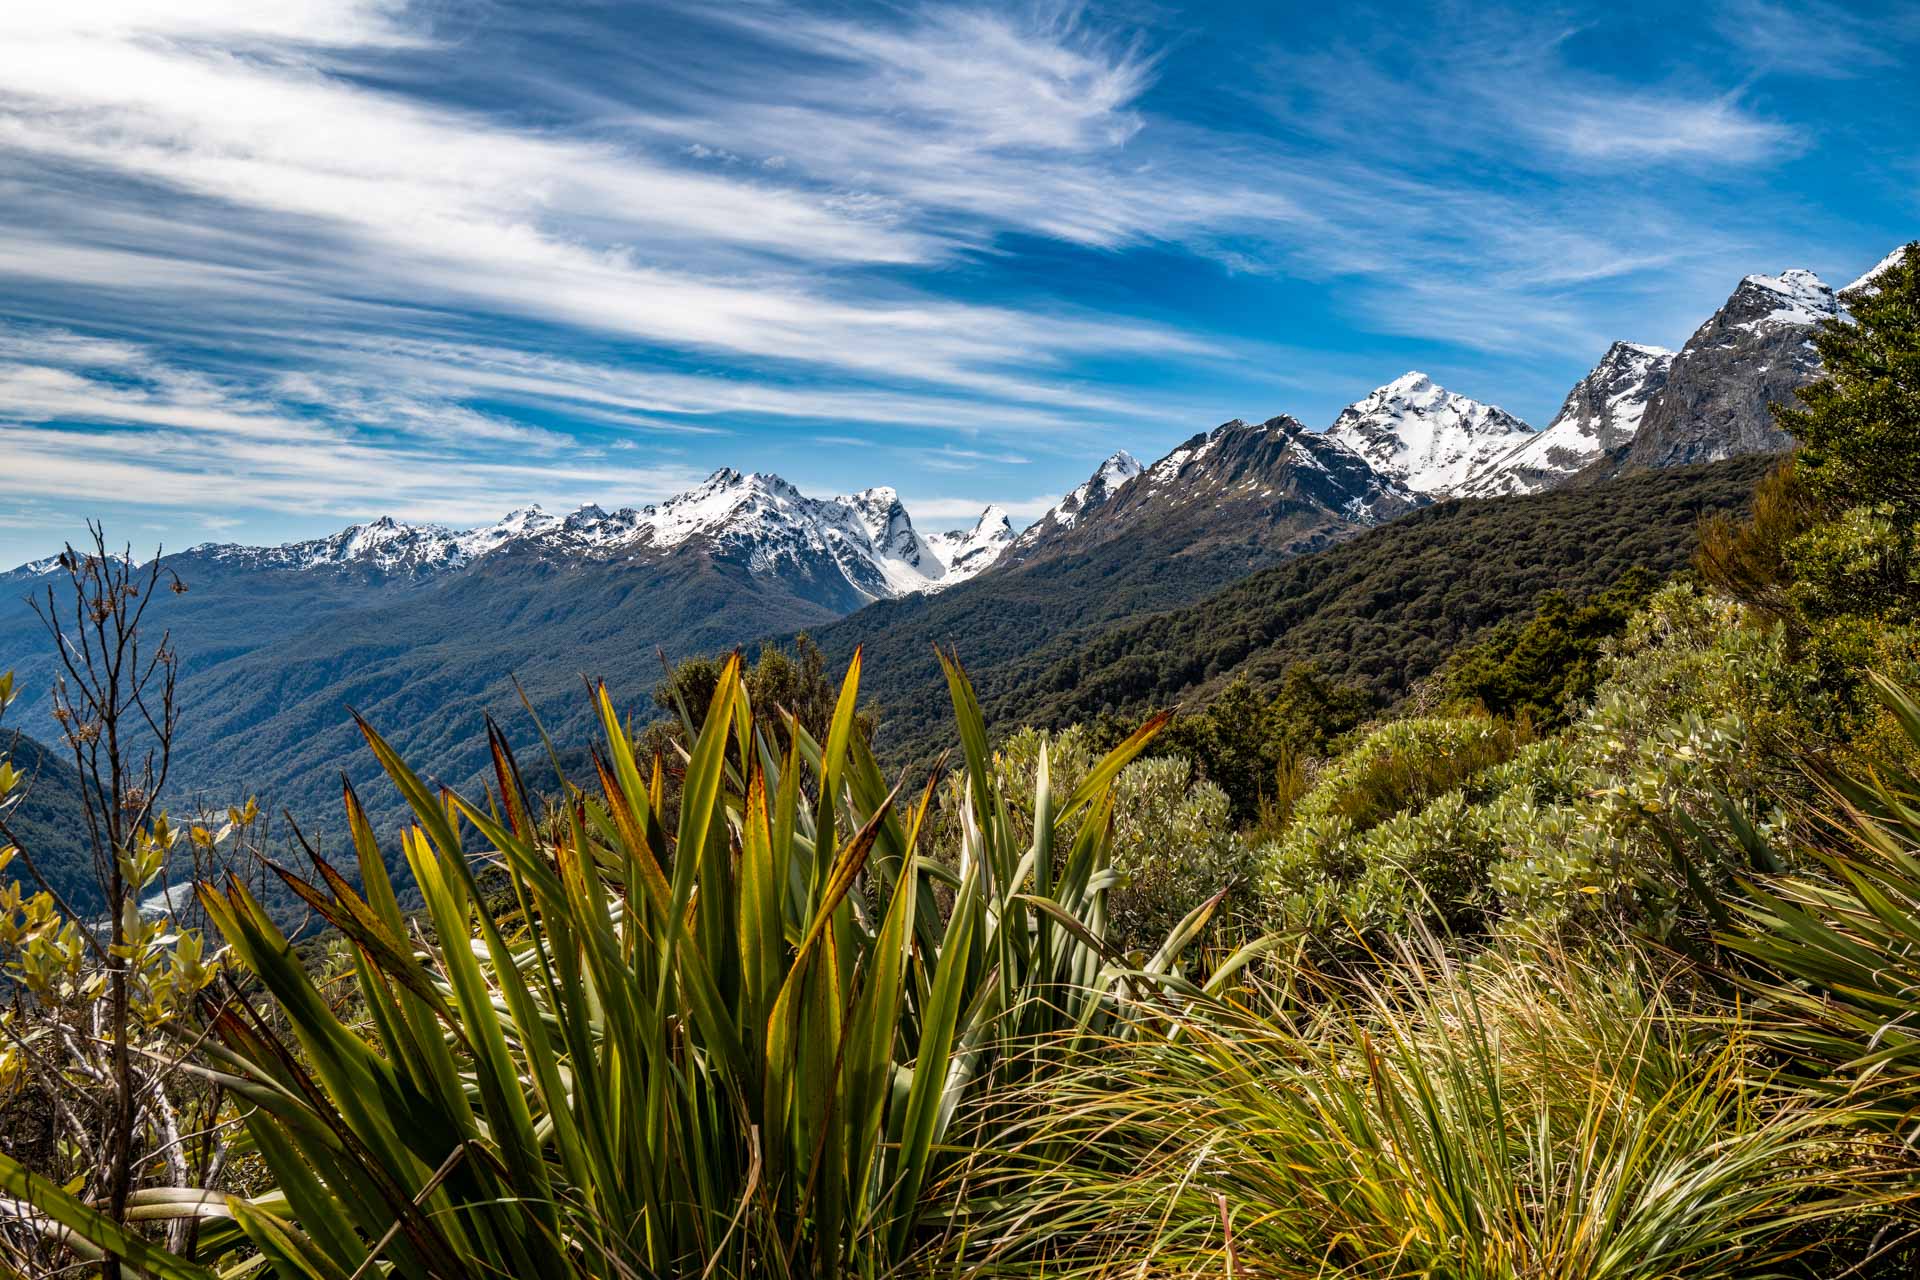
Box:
[932,937,1861,1279]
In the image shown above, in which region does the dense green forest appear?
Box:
[2,244,1919,1279]
[820,453,1770,767]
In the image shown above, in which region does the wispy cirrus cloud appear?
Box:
[0,0,1911,564]
[1710,0,1918,78]
[1527,89,1800,165]
[0,1,1213,405]
[0,327,709,527]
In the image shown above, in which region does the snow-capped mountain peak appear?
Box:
[451,505,561,558]
[1010,449,1142,553]
[1736,269,1837,330]
[1461,342,1674,498]
[1086,450,1143,494]
[1622,265,1841,471]
[838,485,937,568]
[1326,372,1534,495]
[1061,450,1143,524]
[926,505,1015,586]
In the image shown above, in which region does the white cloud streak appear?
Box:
[0,0,1896,562]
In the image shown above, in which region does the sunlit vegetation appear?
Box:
[3,244,1919,1277]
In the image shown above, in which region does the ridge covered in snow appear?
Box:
[175,469,1017,603]
[1010,450,1142,552]
[1463,343,1674,498]
[1326,372,1534,495]
[1735,269,1838,331]
[1844,244,1911,297]
[927,506,1015,584]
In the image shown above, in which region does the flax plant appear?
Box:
[1722,675,1920,1134]
[1,648,1260,1277]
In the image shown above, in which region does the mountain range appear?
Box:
[0,245,1905,870]
[185,470,1016,607]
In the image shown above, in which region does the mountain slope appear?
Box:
[1618,270,1837,472]
[1327,373,1533,494]
[0,469,1015,853]
[0,731,102,917]
[806,416,1420,758]
[1464,343,1674,497]
[839,456,1771,765]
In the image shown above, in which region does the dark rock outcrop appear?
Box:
[1620,269,1835,471]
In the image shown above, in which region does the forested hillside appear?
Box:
[0,729,98,916]
[821,454,1771,764]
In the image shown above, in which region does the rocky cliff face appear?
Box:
[1463,343,1673,497]
[1122,415,1420,526]
[1620,269,1837,471]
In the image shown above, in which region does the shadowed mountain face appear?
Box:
[1620,270,1837,472]
[818,456,1772,768]
[1011,415,1419,566]
[0,532,911,863]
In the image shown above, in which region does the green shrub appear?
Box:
[1157,665,1374,821]
[973,725,1258,954]
[1256,715,1527,943]
[1254,585,1815,947]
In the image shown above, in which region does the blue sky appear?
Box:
[0,0,1914,565]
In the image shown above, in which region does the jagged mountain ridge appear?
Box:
[1462,343,1675,498]
[927,506,1015,578]
[109,468,1015,608]
[1616,269,1839,473]
[1100,415,1419,532]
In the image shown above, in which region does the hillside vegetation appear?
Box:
[3,245,1919,1279]
[820,453,1770,765]
[0,543,846,865]
[0,728,99,917]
